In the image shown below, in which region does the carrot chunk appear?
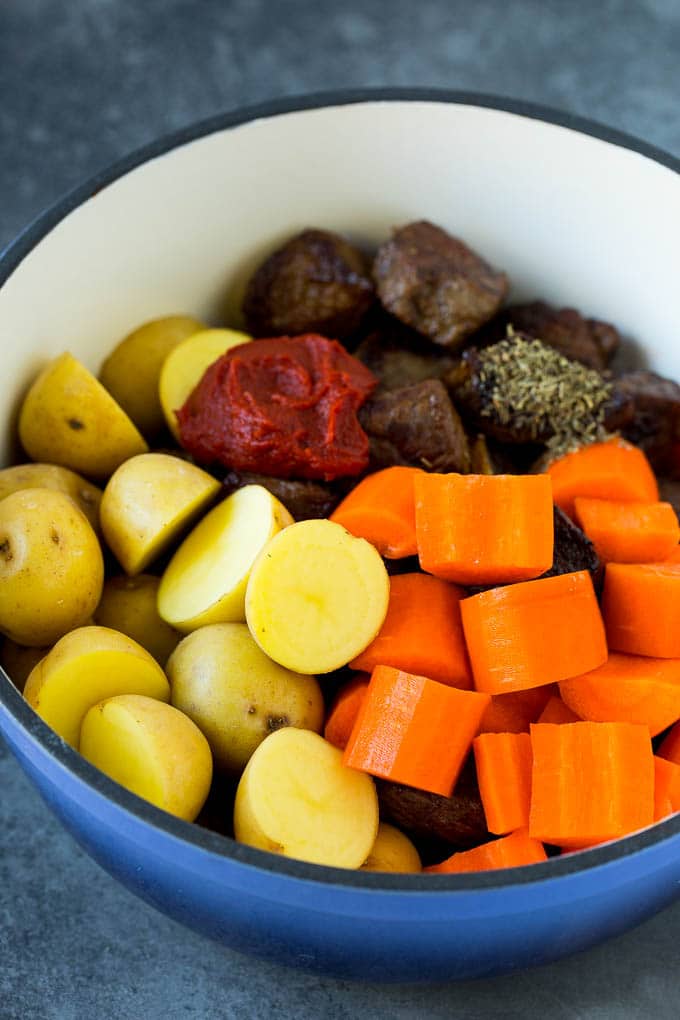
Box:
[461,571,607,694]
[603,562,680,658]
[547,438,659,520]
[323,675,369,750]
[559,652,680,736]
[658,721,680,765]
[478,686,555,734]
[536,694,581,725]
[654,755,680,821]
[350,573,471,688]
[330,466,423,558]
[529,721,654,847]
[573,497,680,564]
[473,732,533,835]
[413,472,554,585]
[343,665,490,797]
[424,829,547,873]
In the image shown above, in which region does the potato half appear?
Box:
[93,574,180,665]
[0,463,102,533]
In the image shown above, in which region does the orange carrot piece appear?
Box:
[343,665,490,797]
[529,721,654,847]
[663,545,680,564]
[654,755,680,822]
[658,721,680,765]
[330,466,423,558]
[573,497,680,564]
[324,675,369,750]
[473,732,533,835]
[424,829,547,873]
[350,573,472,689]
[478,686,555,734]
[460,571,607,695]
[559,652,680,736]
[603,562,680,658]
[547,438,659,520]
[536,694,581,725]
[414,472,554,585]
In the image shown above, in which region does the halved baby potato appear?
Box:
[93,574,180,666]
[18,352,148,479]
[360,822,422,873]
[158,484,293,632]
[159,327,251,440]
[234,728,378,868]
[0,463,102,533]
[0,638,49,693]
[99,314,204,437]
[100,453,220,575]
[167,622,324,773]
[23,625,170,747]
[245,519,390,674]
[80,694,212,821]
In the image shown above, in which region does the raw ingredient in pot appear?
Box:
[233,727,378,868]
[0,462,102,533]
[573,497,680,564]
[0,488,104,647]
[547,437,659,519]
[80,693,212,822]
[93,575,180,666]
[360,821,422,873]
[602,562,680,658]
[330,465,422,558]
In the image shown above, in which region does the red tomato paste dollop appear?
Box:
[177,334,377,480]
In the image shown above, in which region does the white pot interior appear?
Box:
[1,99,678,467]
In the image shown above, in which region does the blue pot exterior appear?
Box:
[4,695,680,983]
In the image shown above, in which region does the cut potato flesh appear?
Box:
[159,328,251,439]
[234,728,378,868]
[158,485,293,632]
[361,821,422,873]
[23,625,170,747]
[80,694,212,821]
[245,519,390,674]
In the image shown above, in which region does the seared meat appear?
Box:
[542,506,601,587]
[659,478,680,519]
[476,301,621,369]
[372,220,508,348]
[242,229,374,340]
[354,322,458,392]
[359,378,470,473]
[613,371,680,476]
[222,470,340,521]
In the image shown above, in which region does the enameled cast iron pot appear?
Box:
[1,90,679,982]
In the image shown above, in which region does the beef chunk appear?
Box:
[612,371,680,476]
[359,379,470,473]
[659,478,680,519]
[372,220,508,348]
[542,506,601,586]
[222,470,340,521]
[476,301,621,369]
[242,229,374,340]
[354,323,458,392]
[376,764,487,852]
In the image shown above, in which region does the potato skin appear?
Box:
[0,488,104,646]
[167,622,324,773]
[93,575,180,665]
[99,315,204,437]
[0,463,102,533]
[361,822,422,873]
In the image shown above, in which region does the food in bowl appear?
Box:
[4,216,680,876]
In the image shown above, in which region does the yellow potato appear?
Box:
[99,315,204,437]
[0,639,48,693]
[80,694,212,821]
[0,488,104,647]
[245,519,390,674]
[159,328,251,439]
[100,453,220,575]
[234,728,378,868]
[18,352,148,479]
[0,463,102,533]
[361,822,422,873]
[158,485,293,633]
[23,625,169,747]
[93,574,180,665]
[167,622,324,773]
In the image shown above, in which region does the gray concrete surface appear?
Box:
[1,1,680,1016]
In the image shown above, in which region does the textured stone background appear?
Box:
[1,1,679,1017]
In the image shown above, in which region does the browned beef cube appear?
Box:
[242,229,374,340]
[222,470,340,521]
[376,767,487,851]
[359,379,470,473]
[659,478,680,519]
[372,221,508,348]
[613,371,680,476]
[475,301,621,369]
[354,325,458,392]
[542,506,601,587]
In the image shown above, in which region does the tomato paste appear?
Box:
[177,334,377,480]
